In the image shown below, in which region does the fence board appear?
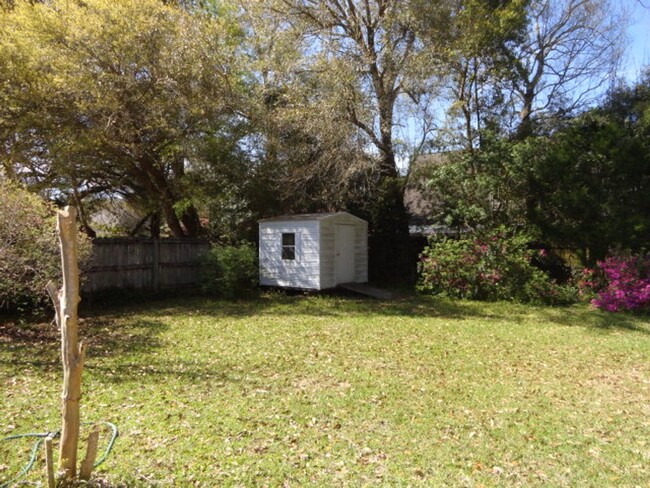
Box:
[82,238,209,294]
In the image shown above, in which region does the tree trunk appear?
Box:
[150,212,161,239]
[140,158,186,237]
[71,188,96,238]
[377,88,398,179]
[180,204,202,238]
[160,197,185,238]
[379,147,398,179]
[517,101,534,140]
[46,206,85,481]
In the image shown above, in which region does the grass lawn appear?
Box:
[1,293,649,487]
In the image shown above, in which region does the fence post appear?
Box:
[152,238,160,292]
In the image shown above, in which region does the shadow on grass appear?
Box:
[155,292,650,335]
[78,288,650,333]
[3,292,647,379]
[84,318,168,358]
[85,360,235,385]
[0,318,60,372]
[0,317,170,375]
[536,306,650,334]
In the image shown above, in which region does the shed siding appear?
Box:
[320,221,336,289]
[259,221,321,289]
[355,221,369,283]
[319,214,368,288]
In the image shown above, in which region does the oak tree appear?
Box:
[0,0,243,237]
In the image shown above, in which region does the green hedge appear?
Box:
[199,243,258,298]
[0,180,91,313]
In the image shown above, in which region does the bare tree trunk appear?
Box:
[79,428,100,480]
[180,204,202,238]
[46,206,85,481]
[160,197,185,238]
[516,91,535,140]
[71,188,97,238]
[44,436,55,488]
[150,211,161,239]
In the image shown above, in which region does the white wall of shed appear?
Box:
[259,221,321,289]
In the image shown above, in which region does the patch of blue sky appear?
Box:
[625,1,650,80]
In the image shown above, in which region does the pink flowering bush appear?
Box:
[418,228,576,304]
[581,254,650,312]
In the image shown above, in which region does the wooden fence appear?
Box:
[82,238,210,295]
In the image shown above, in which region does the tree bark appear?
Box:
[46,206,85,481]
[71,188,97,238]
[150,212,161,239]
[160,196,185,238]
[180,204,202,238]
[79,428,100,480]
[44,435,55,488]
[516,91,535,140]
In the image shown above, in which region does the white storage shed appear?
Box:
[259,212,368,290]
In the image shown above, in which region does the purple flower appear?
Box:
[590,253,650,312]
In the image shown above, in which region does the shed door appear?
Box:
[335,225,356,284]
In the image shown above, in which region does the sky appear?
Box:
[626,1,650,80]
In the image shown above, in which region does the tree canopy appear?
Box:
[526,76,650,262]
[0,0,642,275]
[419,74,650,265]
[0,0,244,237]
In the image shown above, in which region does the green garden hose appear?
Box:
[0,421,118,488]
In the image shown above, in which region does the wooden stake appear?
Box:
[44,435,55,488]
[47,206,85,480]
[79,428,100,480]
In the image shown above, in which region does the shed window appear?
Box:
[281,232,296,260]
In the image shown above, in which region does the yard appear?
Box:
[1,293,649,487]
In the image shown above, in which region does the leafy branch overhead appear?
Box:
[0,0,244,237]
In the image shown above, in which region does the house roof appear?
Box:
[404,152,454,223]
[259,211,366,223]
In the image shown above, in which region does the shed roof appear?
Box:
[259,211,366,223]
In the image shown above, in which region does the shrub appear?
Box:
[0,180,91,313]
[417,228,575,305]
[580,253,650,312]
[200,243,258,298]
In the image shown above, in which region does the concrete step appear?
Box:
[338,282,394,300]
